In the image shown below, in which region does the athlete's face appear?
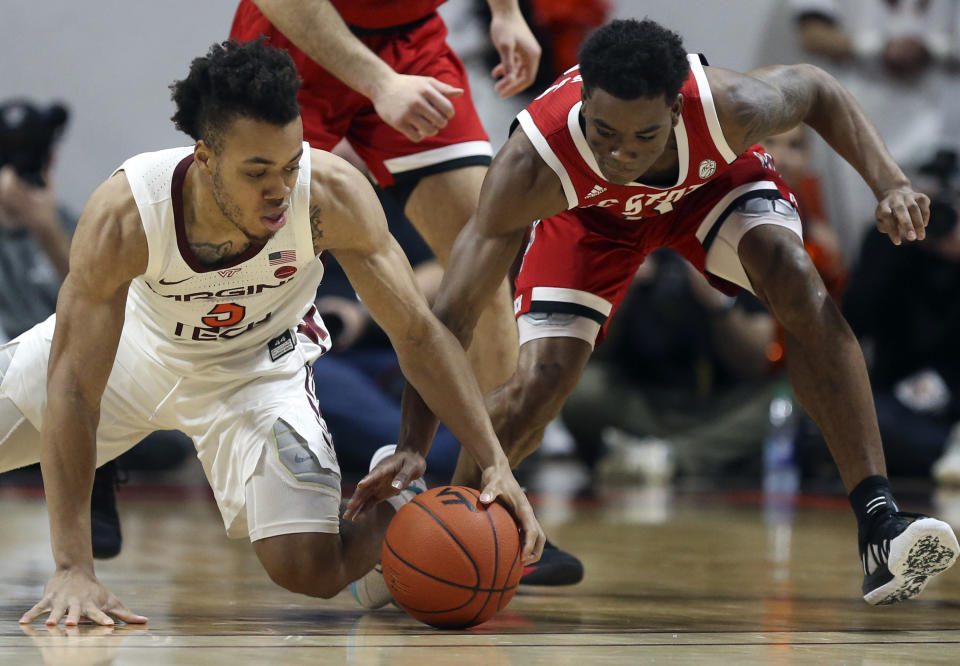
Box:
[580,88,682,185]
[199,116,304,243]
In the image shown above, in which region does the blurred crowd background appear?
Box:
[3,0,960,514]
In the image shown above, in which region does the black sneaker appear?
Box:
[91,461,123,559]
[520,539,584,586]
[860,510,959,605]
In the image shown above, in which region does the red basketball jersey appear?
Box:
[511,55,801,339]
[515,54,780,221]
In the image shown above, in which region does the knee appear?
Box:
[263,559,343,599]
[510,358,583,425]
[256,539,344,599]
[743,236,830,331]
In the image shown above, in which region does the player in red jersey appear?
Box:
[230,0,539,396]
[357,18,959,603]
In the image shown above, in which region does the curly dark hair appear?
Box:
[579,19,689,102]
[170,39,301,151]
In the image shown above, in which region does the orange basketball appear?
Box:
[381,485,523,629]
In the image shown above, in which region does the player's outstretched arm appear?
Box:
[20,173,148,628]
[711,64,929,245]
[311,152,545,561]
[250,0,463,142]
[393,127,568,465]
[486,0,541,98]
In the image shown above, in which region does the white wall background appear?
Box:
[0,0,240,212]
[0,0,803,213]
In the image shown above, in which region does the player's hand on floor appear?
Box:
[479,463,545,565]
[876,187,929,245]
[372,73,463,143]
[19,567,148,627]
[343,449,427,521]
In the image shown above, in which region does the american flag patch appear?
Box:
[269,250,296,265]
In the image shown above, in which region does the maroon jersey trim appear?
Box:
[171,154,265,273]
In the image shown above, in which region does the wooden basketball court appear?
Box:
[1,470,959,664]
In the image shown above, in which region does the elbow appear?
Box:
[792,64,840,127]
[391,311,445,361]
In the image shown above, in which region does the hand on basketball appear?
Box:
[343,449,427,521]
[875,187,930,245]
[371,73,463,143]
[19,567,148,627]
[479,463,545,564]
[488,9,541,98]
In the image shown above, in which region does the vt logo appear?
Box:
[437,487,478,512]
[218,268,242,278]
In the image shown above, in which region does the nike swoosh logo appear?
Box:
[158,276,194,285]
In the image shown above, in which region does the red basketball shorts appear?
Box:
[230,7,491,186]
[513,175,802,346]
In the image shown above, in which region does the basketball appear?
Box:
[381,486,524,629]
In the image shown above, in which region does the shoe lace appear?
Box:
[865,510,927,546]
[891,511,925,520]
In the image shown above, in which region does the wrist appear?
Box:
[875,179,913,199]
[487,0,521,18]
[361,65,401,102]
[54,558,95,575]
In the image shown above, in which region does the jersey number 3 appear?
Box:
[201,303,246,328]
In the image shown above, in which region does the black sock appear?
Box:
[849,475,898,528]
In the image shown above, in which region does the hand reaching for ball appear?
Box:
[343,449,426,521]
[344,451,545,566]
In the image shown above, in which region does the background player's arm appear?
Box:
[309,152,544,560]
[486,0,542,98]
[251,0,463,142]
[709,64,928,244]
[20,172,148,627]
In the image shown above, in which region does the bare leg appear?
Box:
[403,166,518,393]
[739,225,886,491]
[252,503,395,598]
[451,337,593,488]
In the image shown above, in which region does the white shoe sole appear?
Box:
[864,518,960,605]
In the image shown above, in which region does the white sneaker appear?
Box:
[860,512,959,605]
[350,445,426,609]
[597,427,676,485]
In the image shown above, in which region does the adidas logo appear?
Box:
[585,184,607,199]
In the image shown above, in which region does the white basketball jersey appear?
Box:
[117,144,329,380]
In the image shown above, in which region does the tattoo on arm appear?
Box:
[731,67,814,147]
[310,204,324,253]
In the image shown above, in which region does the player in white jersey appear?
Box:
[6,39,543,628]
